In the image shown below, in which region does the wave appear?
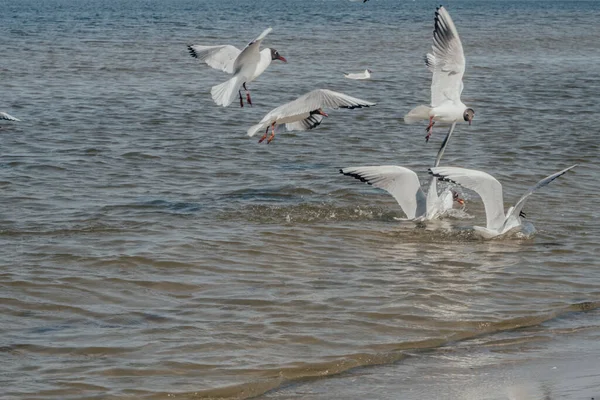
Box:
[133,301,600,399]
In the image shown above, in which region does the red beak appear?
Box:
[319,110,329,117]
[468,119,472,126]
[277,55,287,63]
[457,199,465,206]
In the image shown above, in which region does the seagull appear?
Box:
[187,27,287,107]
[344,69,372,80]
[404,6,474,142]
[339,130,465,221]
[429,165,578,239]
[1,112,20,122]
[247,89,375,143]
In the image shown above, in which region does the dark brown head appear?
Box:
[270,48,287,63]
[463,108,475,125]
[310,108,328,117]
[452,190,465,206]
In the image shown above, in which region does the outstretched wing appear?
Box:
[0,112,20,121]
[187,44,241,74]
[505,165,578,225]
[340,165,427,219]
[233,27,273,73]
[429,166,505,230]
[426,6,466,107]
[267,89,374,122]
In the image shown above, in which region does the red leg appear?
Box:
[425,116,435,143]
[267,122,276,143]
[258,126,269,143]
[243,83,252,106]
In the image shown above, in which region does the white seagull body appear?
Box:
[0,112,20,122]
[339,129,463,221]
[429,165,578,239]
[404,6,474,142]
[187,28,287,107]
[344,69,372,80]
[247,89,375,143]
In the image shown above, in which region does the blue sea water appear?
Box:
[1,0,599,399]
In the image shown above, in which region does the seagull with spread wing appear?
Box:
[247,89,375,144]
[429,165,578,239]
[339,128,465,221]
[187,28,287,107]
[404,6,474,142]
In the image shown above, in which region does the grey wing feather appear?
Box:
[285,114,325,132]
[506,165,578,223]
[340,165,426,219]
[428,6,466,107]
[0,111,20,121]
[187,44,241,74]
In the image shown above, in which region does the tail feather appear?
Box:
[211,76,242,107]
[404,105,431,124]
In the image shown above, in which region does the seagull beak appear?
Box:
[318,110,329,117]
[277,55,287,63]
[457,198,465,206]
[468,119,472,126]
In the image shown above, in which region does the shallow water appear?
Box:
[1,0,600,398]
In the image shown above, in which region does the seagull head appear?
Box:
[452,190,465,206]
[310,108,329,117]
[463,108,475,126]
[367,69,372,73]
[270,48,287,63]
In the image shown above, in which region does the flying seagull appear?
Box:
[404,6,474,142]
[247,89,375,143]
[187,27,287,107]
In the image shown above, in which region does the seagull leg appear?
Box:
[267,122,276,144]
[239,90,244,107]
[425,117,435,142]
[258,126,269,143]
[243,83,252,106]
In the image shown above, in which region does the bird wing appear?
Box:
[267,89,374,121]
[429,167,505,230]
[284,114,325,132]
[0,112,20,121]
[504,165,578,226]
[187,44,241,74]
[249,48,273,82]
[426,6,466,107]
[340,166,427,219]
[249,89,374,136]
[233,27,273,74]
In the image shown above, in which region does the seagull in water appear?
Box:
[247,89,375,144]
[404,6,474,142]
[344,69,372,80]
[339,130,465,221]
[0,112,20,129]
[187,27,287,107]
[429,165,578,239]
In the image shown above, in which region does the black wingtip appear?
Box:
[340,170,373,185]
[428,170,458,185]
[519,211,527,219]
[187,45,198,58]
